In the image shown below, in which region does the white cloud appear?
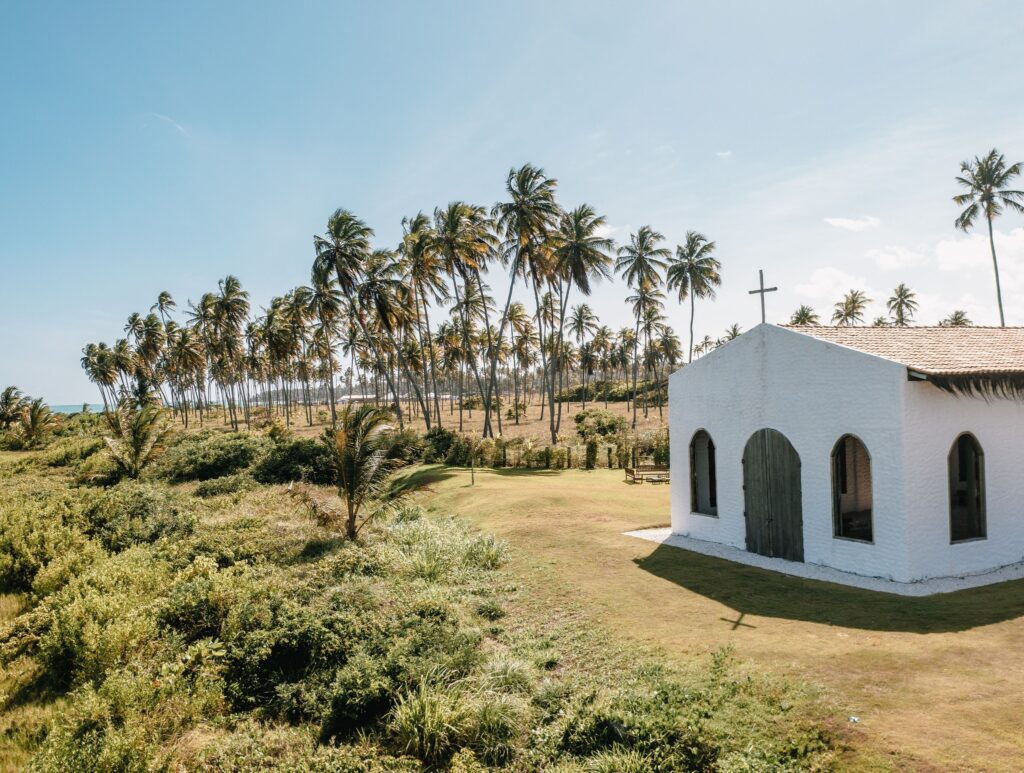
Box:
[824,215,881,232]
[715,150,733,159]
[144,112,189,137]
[794,267,874,302]
[866,244,929,270]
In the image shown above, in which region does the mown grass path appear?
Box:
[400,465,1024,772]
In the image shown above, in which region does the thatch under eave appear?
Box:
[924,372,1024,401]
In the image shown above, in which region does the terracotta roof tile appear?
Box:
[783,325,1024,376]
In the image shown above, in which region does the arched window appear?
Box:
[689,430,717,516]
[949,433,985,542]
[831,435,872,542]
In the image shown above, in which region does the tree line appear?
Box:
[81,164,732,442]
[80,149,1022,441]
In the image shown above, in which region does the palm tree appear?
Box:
[18,398,59,448]
[940,310,973,327]
[953,149,1024,327]
[887,283,918,326]
[491,165,561,441]
[872,316,890,327]
[616,226,670,428]
[832,290,870,326]
[332,404,405,539]
[151,291,176,326]
[303,261,345,426]
[789,305,819,325]
[666,231,722,364]
[722,324,742,342]
[0,386,25,430]
[103,402,174,478]
[314,209,405,427]
[550,205,613,434]
[400,212,447,428]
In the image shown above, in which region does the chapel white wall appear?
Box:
[901,382,1024,580]
[669,325,914,581]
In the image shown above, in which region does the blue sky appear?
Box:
[2,1,1023,403]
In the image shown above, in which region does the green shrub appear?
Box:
[159,431,269,482]
[423,427,458,463]
[0,490,94,592]
[475,600,506,621]
[463,534,508,570]
[84,481,196,552]
[574,408,627,441]
[193,472,256,498]
[41,437,104,467]
[2,547,170,688]
[466,692,526,766]
[387,682,473,765]
[252,436,335,485]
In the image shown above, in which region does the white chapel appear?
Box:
[669,323,1024,584]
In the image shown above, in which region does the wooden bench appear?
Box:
[625,465,669,484]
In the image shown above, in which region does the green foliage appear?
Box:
[193,471,257,498]
[558,379,664,404]
[102,403,174,479]
[574,408,627,441]
[252,435,335,485]
[41,437,104,468]
[84,481,196,552]
[0,482,96,592]
[159,431,270,482]
[0,437,833,770]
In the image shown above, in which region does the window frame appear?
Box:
[948,432,986,544]
[689,429,718,517]
[830,434,874,544]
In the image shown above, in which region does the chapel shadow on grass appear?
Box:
[633,543,1024,634]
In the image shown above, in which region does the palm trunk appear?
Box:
[688,293,696,364]
[988,214,1006,327]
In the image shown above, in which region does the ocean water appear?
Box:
[50,404,104,415]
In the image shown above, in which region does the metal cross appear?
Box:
[748,269,777,324]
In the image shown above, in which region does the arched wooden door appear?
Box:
[742,428,804,562]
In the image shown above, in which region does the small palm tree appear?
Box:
[616,227,670,428]
[665,231,722,363]
[0,386,25,430]
[789,305,819,325]
[953,149,1024,327]
[872,316,890,327]
[940,310,973,327]
[18,398,60,448]
[832,290,870,326]
[333,405,407,540]
[722,323,742,341]
[104,402,174,478]
[887,283,919,326]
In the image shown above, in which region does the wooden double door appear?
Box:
[742,428,804,562]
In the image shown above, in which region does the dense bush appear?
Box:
[558,379,664,404]
[41,436,104,467]
[193,471,257,498]
[574,408,627,441]
[252,435,336,484]
[0,481,96,592]
[84,481,197,552]
[158,431,269,482]
[0,441,833,770]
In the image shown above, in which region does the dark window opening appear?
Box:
[690,430,718,516]
[831,435,872,542]
[949,433,985,542]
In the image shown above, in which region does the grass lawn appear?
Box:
[398,465,1024,772]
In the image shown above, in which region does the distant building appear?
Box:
[669,324,1024,584]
